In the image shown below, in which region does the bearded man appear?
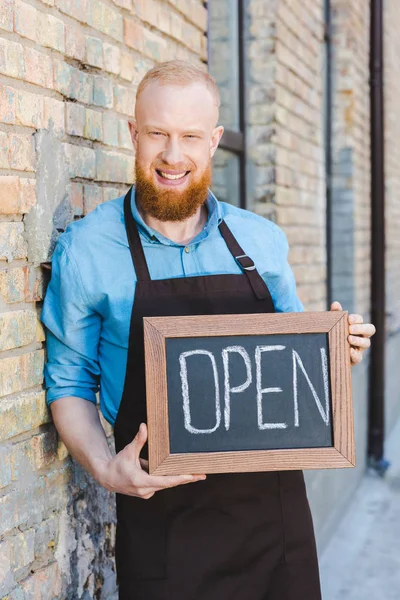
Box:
[42,60,375,600]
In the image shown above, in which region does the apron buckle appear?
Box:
[235,254,256,271]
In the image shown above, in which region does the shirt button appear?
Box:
[184,246,190,253]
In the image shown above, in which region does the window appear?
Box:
[207,0,246,208]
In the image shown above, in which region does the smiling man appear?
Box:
[42,61,375,600]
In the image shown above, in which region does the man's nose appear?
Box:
[161,138,184,165]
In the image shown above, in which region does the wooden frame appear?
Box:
[144,311,354,475]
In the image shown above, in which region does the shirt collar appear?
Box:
[129,186,223,247]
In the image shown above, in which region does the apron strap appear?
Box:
[218,220,272,300]
[123,187,151,282]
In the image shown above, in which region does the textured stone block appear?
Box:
[89,2,123,42]
[8,133,35,171]
[120,51,135,82]
[11,529,35,570]
[0,350,44,397]
[86,36,103,68]
[93,75,113,108]
[16,89,44,128]
[103,42,121,75]
[66,101,85,136]
[53,60,92,104]
[114,84,136,117]
[0,0,14,32]
[55,0,89,24]
[0,222,27,262]
[111,0,131,9]
[0,448,12,488]
[43,96,64,132]
[64,143,96,179]
[0,38,24,80]
[84,108,102,141]
[103,112,119,147]
[0,391,51,443]
[65,21,86,60]
[102,186,121,202]
[68,181,84,216]
[20,561,62,599]
[0,267,25,303]
[0,84,16,124]
[0,539,11,589]
[119,120,132,150]
[37,12,65,53]
[24,47,53,88]
[14,0,38,42]
[96,148,134,183]
[84,184,103,214]
[0,176,19,213]
[34,516,58,561]
[142,26,168,61]
[2,176,36,214]
[0,310,37,351]
[124,18,144,52]
[0,131,10,168]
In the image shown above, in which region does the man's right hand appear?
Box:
[97,423,206,499]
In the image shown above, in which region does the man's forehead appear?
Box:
[135,81,218,125]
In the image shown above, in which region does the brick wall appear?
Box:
[0,1,206,597]
[384,0,400,337]
[330,0,371,317]
[384,0,400,432]
[246,0,327,312]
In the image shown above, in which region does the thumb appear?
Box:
[129,423,148,459]
[330,301,342,312]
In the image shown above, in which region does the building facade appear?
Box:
[0,0,398,597]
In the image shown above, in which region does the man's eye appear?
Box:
[150,131,164,136]
[185,135,198,139]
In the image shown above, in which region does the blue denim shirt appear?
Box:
[41,188,304,426]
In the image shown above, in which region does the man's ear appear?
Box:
[210,125,224,158]
[128,120,139,150]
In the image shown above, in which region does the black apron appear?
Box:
[113,188,322,600]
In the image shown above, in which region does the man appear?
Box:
[42,60,375,600]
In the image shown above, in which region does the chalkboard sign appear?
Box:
[144,312,354,475]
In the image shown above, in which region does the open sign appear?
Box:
[144,312,354,475]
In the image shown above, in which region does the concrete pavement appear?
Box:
[320,415,400,599]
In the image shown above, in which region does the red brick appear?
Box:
[0,175,19,213]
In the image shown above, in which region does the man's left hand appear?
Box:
[330,301,376,365]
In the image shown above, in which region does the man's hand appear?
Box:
[330,301,376,365]
[97,423,206,499]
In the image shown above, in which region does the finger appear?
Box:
[349,323,376,337]
[128,423,148,459]
[350,347,363,364]
[348,313,364,325]
[330,301,342,311]
[349,335,371,349]
[148,473,206,490]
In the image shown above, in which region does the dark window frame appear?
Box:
[205,0,247,208]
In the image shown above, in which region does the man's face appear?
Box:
[129,81,224,221]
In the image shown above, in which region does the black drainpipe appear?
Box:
[368,0,388,474]
[323,0,332,309]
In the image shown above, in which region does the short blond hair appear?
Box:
[136,60,221,107]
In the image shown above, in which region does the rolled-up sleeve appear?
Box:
[41,237,101,406]
[263,225,304,313]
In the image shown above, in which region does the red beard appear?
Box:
[135,159,211,222]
